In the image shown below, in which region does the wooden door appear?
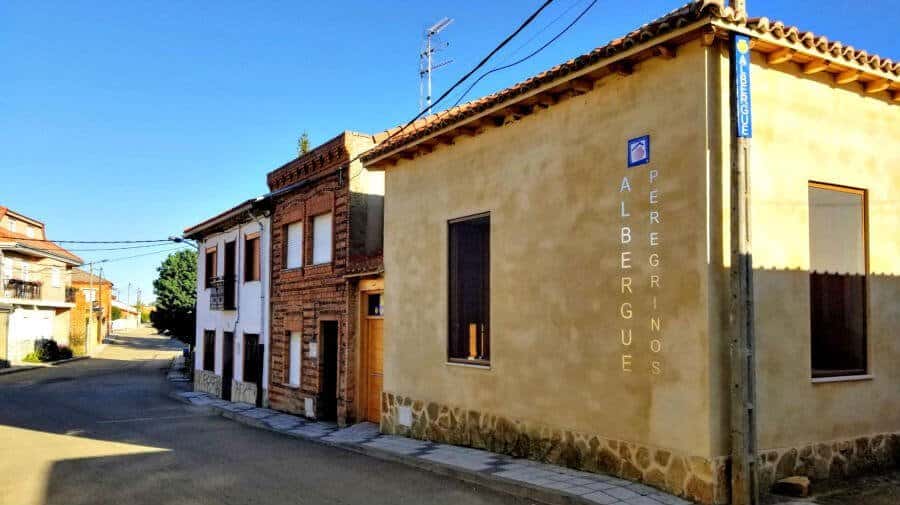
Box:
[364,318,383,423]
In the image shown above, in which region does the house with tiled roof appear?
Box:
[0,207,82,362]
[263,131,386,426]
[361,1,899,503]
[69,267,114,355]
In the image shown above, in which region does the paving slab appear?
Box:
[167,380,697,505]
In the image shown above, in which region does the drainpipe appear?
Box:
[728,1,759,504]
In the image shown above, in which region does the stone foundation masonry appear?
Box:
[758,432,900,491]
[194,369,222,398]
[382,392,728,504]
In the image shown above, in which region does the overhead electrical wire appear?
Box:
[342,0,557,186]
[3,238,173,244]
[452,0,598,107]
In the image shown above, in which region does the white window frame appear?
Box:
[22,262,30,282]
[312,213,333,265]
[26,227,35,238]
[285,222,303,269]
[51,267,61,287]
[2,257,11,280]
[288,331,302,387]
[8,219,15,233]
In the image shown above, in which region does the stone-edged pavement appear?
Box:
[170,390,694,505]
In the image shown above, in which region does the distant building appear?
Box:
[70,268,113,354]
[110,298,140,331]
[185,197,272,406]
[0,206,82,361]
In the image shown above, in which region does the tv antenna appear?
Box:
[419,17,454,113]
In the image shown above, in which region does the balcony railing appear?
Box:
[209,275,236,311]
[3,279,42,300]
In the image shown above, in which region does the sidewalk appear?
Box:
[170,390,694,505]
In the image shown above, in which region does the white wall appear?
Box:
[7,308,54,361]
[194,215,271,392]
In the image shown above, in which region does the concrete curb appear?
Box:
[0,356,89,374]
[51,356,90,366]
[0,365,40,376]
[166,392,630,505]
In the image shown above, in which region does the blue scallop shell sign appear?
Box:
[627,135,649,167]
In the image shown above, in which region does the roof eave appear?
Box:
[365,19,711,168]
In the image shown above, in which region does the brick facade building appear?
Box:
[69,268,113,355]
[267,131,385,426]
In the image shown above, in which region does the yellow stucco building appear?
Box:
[362,1,899,503]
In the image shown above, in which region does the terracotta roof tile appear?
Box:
[363,0,896,163]
[746,16,899,75]
[0,228,83,264]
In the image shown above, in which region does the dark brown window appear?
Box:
[243,333,261,385]
[448,214,490,364]
[244,234,260,282]
[204,248,217,289]
[223,241,236,310]
[808,182,867,378]
[203,330,216,371]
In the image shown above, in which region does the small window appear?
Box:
[51,267,61,288]
[205,248,217,288]
[203,330,216,371]
[367,293,383,316]
[448,214,490,364]
[26,227,35,238]
[8,219,15,233]
[808,183,867,378]
[312,213,333,264]
[288,331,302,387]
[83,288,96,303]
[285,222,303,269]
[22,263,30,282]
[244,234,260,282]
[2,258,11,279]
[243,333,261,384]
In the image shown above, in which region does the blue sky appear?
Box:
[1,0,896,303]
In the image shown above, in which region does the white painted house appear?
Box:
[184,197,271,406]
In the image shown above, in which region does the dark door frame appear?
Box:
[318,320,339,422]
[222,331,234,401]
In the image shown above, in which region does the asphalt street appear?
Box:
[0,328,530,505]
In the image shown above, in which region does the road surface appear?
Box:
[0,327,530,505]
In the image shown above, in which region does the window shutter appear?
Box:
[286,222,303,269]
[312,213,333,264]
[289,332,302,386]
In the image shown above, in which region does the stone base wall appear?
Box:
[382,392,728,504]
[194,369,222,398]
[231,380,267,407]
[759,433,900,492]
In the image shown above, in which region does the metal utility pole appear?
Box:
[728,1,759,503]
[419,17,454,113]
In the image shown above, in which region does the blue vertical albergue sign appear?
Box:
[733,34,752,138]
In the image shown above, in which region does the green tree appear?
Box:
[298,131,310,156]
[111,306,122,320]
[151,249,197,344]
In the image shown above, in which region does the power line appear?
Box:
[343,0,556,185]
[4,238,172,244]
[452,0,597,107]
